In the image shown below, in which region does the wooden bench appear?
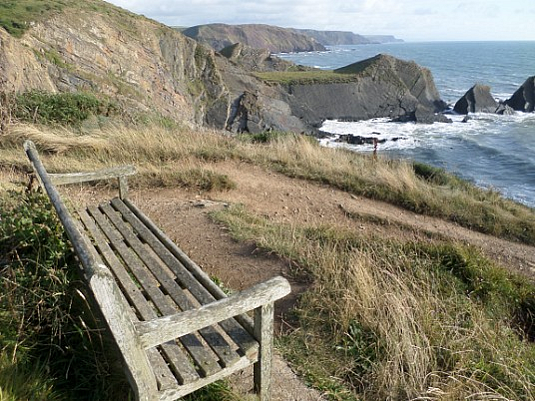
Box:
[24,140,291,401]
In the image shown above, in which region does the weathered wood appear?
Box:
[49,165,136,186]
[254,303,275,401]
[123,199,256,335]
[135,277,290,350]
[24,141,158,400]
[159,356,253,401]
[88,204,222,377]
[111,198,258,355]
[95,203,233,371]
[24,139,292,401]
[119,176,129,199]
[77,208,199,385]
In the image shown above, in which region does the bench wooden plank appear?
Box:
[77,208,198,386]
[24,140,291,401]
[112,198,258,355]
[106,200,253,364]
[88,204,222,378]
[73,214,179,391]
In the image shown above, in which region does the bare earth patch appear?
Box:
[64,160,535,400]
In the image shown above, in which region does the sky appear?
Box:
[105,0,535,42]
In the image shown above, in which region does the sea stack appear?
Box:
[506,76,535,112]
[454,84,498,114]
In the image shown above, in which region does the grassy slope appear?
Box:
[0,124,534,400]
[0,0,141,38]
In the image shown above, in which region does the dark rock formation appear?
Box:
[495,103,516,115]
[281,54,449,126]
[453,84,498,114]
[219,43,302,72]
[182,23,325,53]
[505,76,535,112]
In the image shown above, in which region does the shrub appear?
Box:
[15,91,116,126]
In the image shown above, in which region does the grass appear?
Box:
[0,0,65,38]
[1,124,535,246]
[1,121,535,399]
[0,0,144,38]
[211,204,535,400]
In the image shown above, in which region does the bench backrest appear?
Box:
[24,140,158,400]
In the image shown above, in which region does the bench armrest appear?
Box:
[134,276,291,349]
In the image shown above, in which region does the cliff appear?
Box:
[0,0,225,125]
[263,54,449,126]
[0,1,447,135]
[292,29,372,45]
[181,24,326,53]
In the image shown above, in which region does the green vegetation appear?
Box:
[1,120,534,399]
[0,0,65,38]
[0,191,131,400]
[211,205,535,400]
[15,91,117,127]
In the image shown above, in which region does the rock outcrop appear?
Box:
[506,76,535,112]
[182,24,325,53]
[0,2,448,136]
[0,3,224,125]
[219,43,301,72]
[278,54,449,126]
[453,84,498,114]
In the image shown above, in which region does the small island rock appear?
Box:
[453,84,498,114]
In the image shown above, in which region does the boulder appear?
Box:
[495,102,516,115]
[453,84,498,114]
[505,76,535,112]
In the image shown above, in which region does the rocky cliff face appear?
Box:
[0,1,448,136]
[454,84,498,114]
[182,24,325,53]
[279,54,449,126]
[0,1,225,125]
[506,76,535,113]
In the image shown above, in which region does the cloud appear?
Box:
[107,0,535,41]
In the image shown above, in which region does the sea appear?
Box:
[277,41,535,208]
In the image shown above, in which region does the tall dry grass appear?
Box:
[1,123,535,245]
[211,205,535,400]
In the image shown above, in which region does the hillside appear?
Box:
[182,23,326,53]
[293,28,373,45]
[1,125,534,400]
[0,0,227,125]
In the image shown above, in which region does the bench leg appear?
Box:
[254,302,275,401]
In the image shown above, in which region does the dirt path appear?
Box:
[66,160,535,400]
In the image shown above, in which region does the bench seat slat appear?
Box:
[111,198,258,354]
[95,204,237,372]
[78,208,199,386]
[88,205,222,378]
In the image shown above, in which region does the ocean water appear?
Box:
[278,42,535,207]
